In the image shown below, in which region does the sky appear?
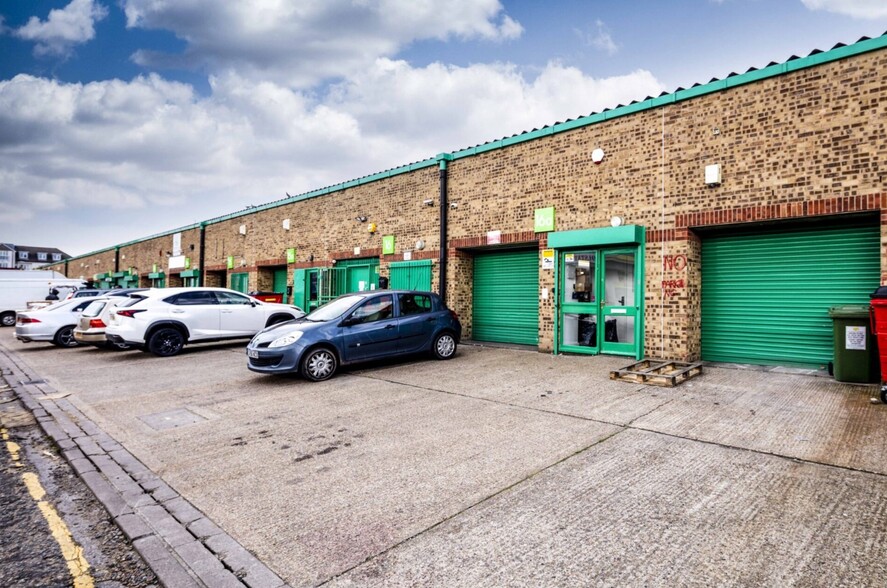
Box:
[1,1,886,257]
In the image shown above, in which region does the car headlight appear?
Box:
[269,331,304,348]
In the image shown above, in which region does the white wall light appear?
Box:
[239,224,247,235]
[705,164,722,185]
[591,148,605,164]
[282,219,291,231]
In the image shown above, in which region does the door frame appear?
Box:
[549,225,645,360]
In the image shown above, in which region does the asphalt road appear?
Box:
[0,390,157,588]
[3,329,887,587]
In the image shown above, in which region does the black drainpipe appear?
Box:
[437,154,452,303]
[198,222,207,286]
[114,246,120,273]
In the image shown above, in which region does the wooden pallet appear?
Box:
[610,359,703,387]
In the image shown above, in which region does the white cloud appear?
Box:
[14,0,109,57]
[122,0,523,88]
[591,20,618,55]
[801,0,887,19]
[0,61,664,250]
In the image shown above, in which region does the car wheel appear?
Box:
[0,312,15,327]
[301,348,337,381]
[881,386,887,405]
[53,326,80,348]
[147,328,185,357]
[431,332,457,360]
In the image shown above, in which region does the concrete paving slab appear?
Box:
[331,428,887,587]
[352,345,667,425]
[633,366,887,474]
[129,376,617,585]
[7,331,887,587]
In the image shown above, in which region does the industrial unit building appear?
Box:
[50,33,887,369]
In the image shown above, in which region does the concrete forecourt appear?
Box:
[3,328,887,586]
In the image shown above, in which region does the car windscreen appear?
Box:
[81,300,107,317]
[305,295,364,321]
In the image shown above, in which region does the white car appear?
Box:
[14,298,97,347]
[74,295,141,350]
[105,287,304,357]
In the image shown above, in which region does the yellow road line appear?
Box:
[1,427,94,588]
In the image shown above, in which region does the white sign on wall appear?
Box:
[172,232,182,256]
[168,255,187,270]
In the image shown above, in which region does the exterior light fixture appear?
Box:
[423,199,434,206]
[282,219,291,231]
[415,240,426,250]
[591,148,605,164]
[705,164,722,185]
[610,216,624,227]
[356,216,368,223]
[367,222,377,234]
[239,224,247,235]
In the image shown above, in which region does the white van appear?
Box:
[0,270,87,326]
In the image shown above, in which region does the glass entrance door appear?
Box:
[559,248,639,357]
[601,250,637,355]
[560,251,600,354]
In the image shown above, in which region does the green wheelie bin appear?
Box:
[828,305,879,384]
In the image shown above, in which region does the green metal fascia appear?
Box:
[448,34,887,162]
[548,225,644,249]
[147,272,165,279]
[65,223,201,263]
[202,158,438,227]
[61,34,885,258]
[180,269,200,278]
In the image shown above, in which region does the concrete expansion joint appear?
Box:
[626,423,887,479]
[0,348,290,588]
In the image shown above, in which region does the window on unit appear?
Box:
[37,252,47,261]
[52,253,61,261]
[20,252,28,260]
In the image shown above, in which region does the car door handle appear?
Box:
[425,317,435,322]
[385,324,396,330]
[171,309,185,314]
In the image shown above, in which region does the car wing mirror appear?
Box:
[340,316,357,327]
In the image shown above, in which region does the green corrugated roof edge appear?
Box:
[66,33,886,261]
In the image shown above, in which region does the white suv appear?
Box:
[105,287,304,357]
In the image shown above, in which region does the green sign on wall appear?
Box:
[286,248,296,263]
[534,207,555,233]
[382,235,396,255]
[184,257,191,269]
[227,255,234,269]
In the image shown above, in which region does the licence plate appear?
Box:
[247,349,259,359]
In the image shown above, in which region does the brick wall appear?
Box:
[54,45,886,361]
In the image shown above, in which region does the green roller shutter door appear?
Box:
[473,250,539,345]
[702,223,879,367]
[389,260,432,291]
[230,272,249,293]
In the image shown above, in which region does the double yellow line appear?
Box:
[2,426,95,588]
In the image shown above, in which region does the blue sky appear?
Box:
[1,0,885,259]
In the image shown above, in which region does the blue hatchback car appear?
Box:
[246,290,461,381]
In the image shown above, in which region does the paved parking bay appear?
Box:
[3,329,887,586]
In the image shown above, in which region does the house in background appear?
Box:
[0,243,70,270]
[0,244,14,269]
